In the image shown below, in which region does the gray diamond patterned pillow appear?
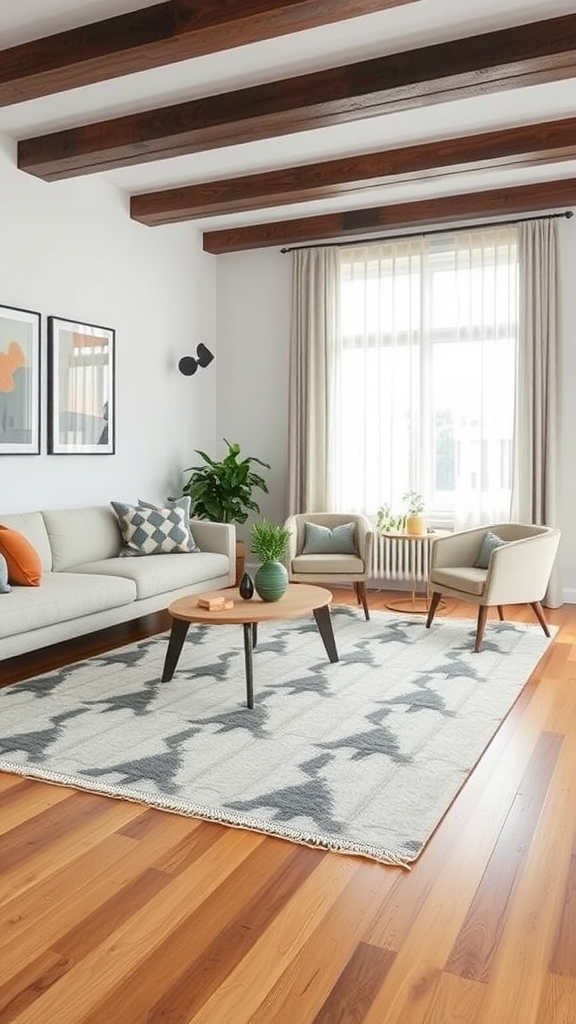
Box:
[111,501,197,556]
[138,496,199,552]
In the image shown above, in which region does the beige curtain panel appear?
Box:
[513,218,562,607]
[288,247,339,514]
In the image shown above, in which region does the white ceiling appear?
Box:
[1,0,576,234]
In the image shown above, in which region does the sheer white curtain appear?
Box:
[332,237,426,515]
[450,229,518,527]
[331,227,519,527]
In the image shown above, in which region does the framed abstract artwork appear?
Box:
[0,303,41,455]
[48,316,115,455]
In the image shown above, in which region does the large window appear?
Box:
[332,228,519,526]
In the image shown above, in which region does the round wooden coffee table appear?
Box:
[161,583,338,709]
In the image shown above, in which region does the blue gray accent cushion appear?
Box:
[302,521,357,555]
[111,501,197,556]
[0,552,11,593]
[138,496,199,551]
[474,531,507,569]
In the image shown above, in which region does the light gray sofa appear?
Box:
[0,505,235,660]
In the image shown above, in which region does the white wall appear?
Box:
[0,134,217,513]
[215,223,576,602]
[216,249,291,542]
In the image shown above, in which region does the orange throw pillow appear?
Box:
[0,525,42,586]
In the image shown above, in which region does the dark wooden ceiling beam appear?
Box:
[0,0,416,107]
[201,179,576,253]
[130,117,576,225]
[18,14,576,182]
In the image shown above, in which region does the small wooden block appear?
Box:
[197,596,226,610]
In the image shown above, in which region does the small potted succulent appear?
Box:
[250,518,290,602]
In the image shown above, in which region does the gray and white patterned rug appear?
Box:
[0,608,554,867]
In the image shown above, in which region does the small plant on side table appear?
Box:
[403,490,425,516]
[402,490,426,535]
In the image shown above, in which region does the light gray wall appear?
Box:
[215,223,576,602]
[0,134,218,513]
[216,249,291,543]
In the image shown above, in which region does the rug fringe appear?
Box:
[0,758,412,869]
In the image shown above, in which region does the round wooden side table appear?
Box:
[379,530,450,614]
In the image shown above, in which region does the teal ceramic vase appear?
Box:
[254,560,289,602]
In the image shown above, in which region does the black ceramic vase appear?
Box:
[239,571,255,599]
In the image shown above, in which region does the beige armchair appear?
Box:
[425,523,561,652]
[284,512,373,619]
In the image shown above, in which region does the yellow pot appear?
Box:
[405,514,426,536]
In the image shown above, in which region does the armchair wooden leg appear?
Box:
[475,606,490,652]
[354,581,370,621]
[425,592,442,628]
[497,605,505,620]
[530,601,551,638]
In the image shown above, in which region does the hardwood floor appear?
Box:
[1,590,575,1024]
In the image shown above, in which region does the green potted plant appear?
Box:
[403,490,426,535]
[182,438,270,583]
[250,517,290,602]
[376,503,405,533]
[182,438,269,523]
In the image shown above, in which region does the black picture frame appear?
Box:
[0,302,41,455]
[48,316,115,455]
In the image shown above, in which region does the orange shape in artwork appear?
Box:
[0,341,27,393]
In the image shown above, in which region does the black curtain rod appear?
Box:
[280,210,573,253]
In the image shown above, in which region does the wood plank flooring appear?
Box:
[1,590,575,1024]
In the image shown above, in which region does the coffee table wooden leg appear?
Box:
[162,619,190,681]
[313,606,339,663]
[243,623,255,709]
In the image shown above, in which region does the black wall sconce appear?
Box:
[178,343,214,376]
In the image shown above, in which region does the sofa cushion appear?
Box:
[431,566,487,597]
[69,551,230,600]
[0,525,43,586]
[0,512,53,571]
[292,553,365,574]
[42,507,122,571]
[0,572,136,639]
